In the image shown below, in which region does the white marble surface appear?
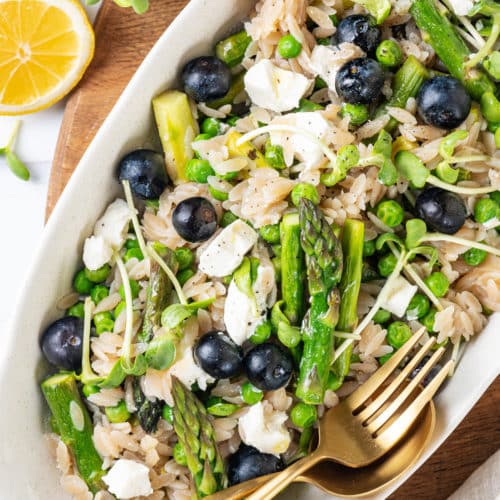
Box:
[0,3,99,343]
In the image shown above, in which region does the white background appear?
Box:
[0,3,99,340]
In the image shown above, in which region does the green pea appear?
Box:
[363,239,376,257]
[376,40,403,69]
[373,308,391,325]
[406,293,430,320]
[376,200,404,227]
[67,302,85,318]
[480,92,500,123]
[327,371,343,391]
[90,284,109,305]
[241,382,263,405]
[201,117,222,137]
[377,253,398,277]
[341,103,369,127]
[84,264,111,284]
[330,13,339,26]
[206,396,239,417]
[474,197,498,223]
[291,183,319,207]
[295,98,324,112]
[173,441,188,466]
[208,185,229,201]
[226,115,239,127]
[217,170,239,182]
[265,142,286,170]
[277,34,302,58]
[177,268,195,286]
[124,247,144,262]
[424,272,449,298]
[221,211,238,227]
[378,352,394,365]
[362,262,380,282]
[145,200,159,210]
[119,279,140,300]
[186,158,215,184]
[175,247,194,271]
[82,384,100,397]
[316,37,330,46]
[462,246,487,266]
[194,133,212,142]
[215,30,252,67]
[259,224,281,244]
[421,308,437,332]
[290,403,317,428]
[105,400,130,423]
[484,51,500,80]
[125,238,140,249]
[114,300,126,319]
[386,321,412,349]
[162,404,174,424]
[249,320,272,344]
[94,311,114,335]
[73,269,93,294]
[490,191,500,206]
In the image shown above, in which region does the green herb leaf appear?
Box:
[98,360,126,389]
[378,158,398,186]
[394,150,429,188]
[373,129,393,157]
[405,219,427,249]
[122,354,148,376]
[131,0,148,13]
[376,232,404,251]
[146,336,176,370]
[5,150,30,181]
[406,245,439,267]
[352,0,391,23]
[161,304,194,329]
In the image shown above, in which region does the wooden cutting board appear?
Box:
[47,1,499,498]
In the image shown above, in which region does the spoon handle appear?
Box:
[246,449,323,500]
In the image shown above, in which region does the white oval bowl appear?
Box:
[0,1,499,498]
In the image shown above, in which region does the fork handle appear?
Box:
[246,449,324,500]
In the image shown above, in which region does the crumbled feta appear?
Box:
[102,459,153,499]
[238,401,291,456]
[381,275,418,318]
[224,259,276,345]
[169,345,215,390]
[199,220,258,277]
[94,198,132,250]
[83,235,113,271]
[244,59,313,113]
[269,112,331,168]
[448,0,475,16]
[310,43,364,93]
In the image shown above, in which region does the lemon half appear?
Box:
[0,0,95,115]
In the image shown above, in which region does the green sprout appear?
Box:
[1,120,30,181]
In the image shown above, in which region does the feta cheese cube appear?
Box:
[102,459,153,499]
[82,235,113,271]
[94,198,132,250]
[381,275,418,318]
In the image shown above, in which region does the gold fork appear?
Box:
[241,327,453,500]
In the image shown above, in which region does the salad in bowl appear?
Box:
[38,0,500,498]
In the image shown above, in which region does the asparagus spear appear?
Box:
[133,378,164,433]
[332,219,365,381]
[41,372,104,493]
[410,0,495,100]
[296,200,343,405]
[171,377,227,497]
[280,212,306,325]
[138,250,175,343]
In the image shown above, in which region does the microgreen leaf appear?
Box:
[406,245,439,267]
[394,150,429,188]
[161,304,194,329]
[145,336,176,370]
[376,232,404,251]
[98,361,126,389]
[439,130,468,160]
[373,129,393,158]
[435,161,459,184]
[352,0,391,23]
[405,219,427,249]
[122,354,148,376]
[5,150,30,181]
[131,0,148,14]
[378,158,398,186]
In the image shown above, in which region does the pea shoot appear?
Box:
[340,103,369,127]
[424,272,449,298]
[386,321,412,349]
[259,224,281,244]
[84,264,111,284]
[186,158,215,183]
[175,247,194,271]
[291,183,319,207]
[406,293,430,320]
[241,382,263,405]
[277,34,302,58]
[376,200,404,227]
[378,253,398,277]
[67,302,85,318]
[376,40,403,69]
[0,120,30,181]
[474,198,498,223]
[290,403,317,428]
[462,246,487,266]
[105,400,130,423]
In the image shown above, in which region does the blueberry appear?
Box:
[194,331,243,379]
[417,77,471,130]
[243,343,293,391]
[416,187,467,234]
[410,355,443,387]
[227,445,284,486]
[117,149,168,200]
[335,58,385,104]
[172,197,218,243]
[40,317,84,371]
[181,56,231,102]
[334,15,381,55]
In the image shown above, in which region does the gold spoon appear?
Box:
[208,328,446,499]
